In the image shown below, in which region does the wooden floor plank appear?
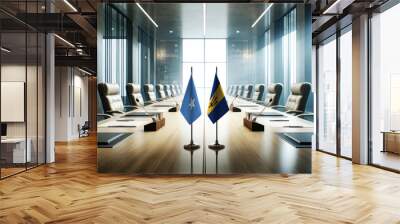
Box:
[0,135,400,223]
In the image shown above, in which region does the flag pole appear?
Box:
[184,67,200,151]
[208,67,225,151]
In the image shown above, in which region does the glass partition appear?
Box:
[1,31,28,177]
[0,4,46,179]
[97,3,313,174]
[317,35,337,155]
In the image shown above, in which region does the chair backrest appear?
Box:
[232,85,239,96]
[265,83,283,106]
[97,83,124,113]
[144,84,156,101]
[243,84,253,99]
[227,86,232,95]
[230,85,235,96]
[170,84,177,97]
[239,85,245,97]
[285,82,311,112]
[126,83,144,106]
[252,84,265,101]
[156,84,166,99]
[164,84,172,97]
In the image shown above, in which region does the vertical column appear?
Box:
[46,33,55,163]
[352,14,369,164]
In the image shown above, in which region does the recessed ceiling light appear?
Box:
[169,30,174,34]
[54,34,75,48]
[136,3,159,28]
[1,47,11,53]
[323,0,343,14]
[251,4,274,28]
[236,30,240,34]
[63,0,78,12]
[78,67,92,76]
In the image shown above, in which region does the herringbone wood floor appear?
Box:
[1,135,400,224]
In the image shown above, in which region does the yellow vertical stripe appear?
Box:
[207,85,225,114]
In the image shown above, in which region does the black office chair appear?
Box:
[230,85,236,96]
[233,85,240,96]
[164,84,172,98]
[126,83,150,106]
[170,84,177,97]
[97,83,136,116]
[78,121,90,138]
[156,84,167,100]
[272,82,311,115]
[263,83,283,106]
[144,84,157,102]
[239,85,245,97]
[243,84,253,99]
[252,84,265,102]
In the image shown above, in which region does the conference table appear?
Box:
[97,96,313,174]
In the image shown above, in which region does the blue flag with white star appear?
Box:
[180,73,201,124]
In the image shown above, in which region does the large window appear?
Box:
[102,4,130,98]
[317,36,337,155]
[182,39,227,90]
[264,30,271,86]
[339,28,352,158]
[283,8,297,98]
[370,3,400,171]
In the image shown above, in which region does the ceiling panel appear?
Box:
[113,3,295,39]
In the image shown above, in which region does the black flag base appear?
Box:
[208,141,225,151]
[184,143,200,150]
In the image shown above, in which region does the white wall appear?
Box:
[55,67,89,141]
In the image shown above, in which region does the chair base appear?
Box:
[243,118,264,132]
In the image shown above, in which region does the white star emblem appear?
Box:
[189,97,195,110]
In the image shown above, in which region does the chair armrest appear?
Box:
[255,100,266,105]
[124,105,137,112]
[271,105,286,112]
[286,110,304,115]
[271,105,285,108]
[97,114,112,121]
[296,113,314,121]
[106,110,123,115]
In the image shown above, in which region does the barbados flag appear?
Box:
[207,71,229,123]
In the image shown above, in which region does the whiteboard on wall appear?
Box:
[1,82,25,122]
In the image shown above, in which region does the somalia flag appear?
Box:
[207,71,229,123]
[180,73,201,124]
